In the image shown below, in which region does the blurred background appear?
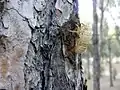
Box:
[78,0,120,90]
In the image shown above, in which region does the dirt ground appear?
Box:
[87,76,120,90]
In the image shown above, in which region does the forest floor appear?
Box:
[87,76,120,90]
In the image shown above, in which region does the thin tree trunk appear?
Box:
[87,52,91,80]
[99,0,104,63]
[99,0,104,78]
[108,39,113,87]
[92,0,100,90]
[99,0,104,43]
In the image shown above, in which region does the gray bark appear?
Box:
[99,0,104,42]
[108,39,113,87]
[87,52,90,80]
[0,0,84,90]
[99,0,104,58]
[92,0,100,90]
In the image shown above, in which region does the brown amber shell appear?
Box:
[63,23,91,55]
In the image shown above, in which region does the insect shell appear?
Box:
[69,23,91,54]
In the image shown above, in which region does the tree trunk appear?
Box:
[99,0,104,61]
[92,0,100,90]
[108,39,113,87]
[0,0,85,90]
[87,52,91,80]
[99,0,104,42]
[99,0,104,78]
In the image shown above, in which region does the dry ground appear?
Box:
[87,76,120,90]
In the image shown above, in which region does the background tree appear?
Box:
[86,51,91,80]
[92,0,100,90]
[108,38,113,86]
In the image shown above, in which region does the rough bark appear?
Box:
[0,0,84,90]
[0,1,31,89]
[92,0,100,90]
